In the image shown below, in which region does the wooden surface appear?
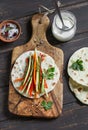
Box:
[9,14,63,118]
[0,0,88,129]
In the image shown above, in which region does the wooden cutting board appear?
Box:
[8,14,64,118]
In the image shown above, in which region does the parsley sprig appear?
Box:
[41,100,53,110]
[43,67,55,80]
[70,59,84,71]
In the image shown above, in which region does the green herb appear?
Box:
[43,67,55,80]
[41,100,53,110]
[5,27,13,32]
[70,59,84,71]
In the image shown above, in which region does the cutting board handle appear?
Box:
[30,14,50,44]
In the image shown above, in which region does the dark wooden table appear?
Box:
[0,0,88,130]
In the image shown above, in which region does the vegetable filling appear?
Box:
[14,49,55,98]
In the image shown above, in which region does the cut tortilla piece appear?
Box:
[69,78,88,105]
[11,50,60,98]
[68,47,88,87]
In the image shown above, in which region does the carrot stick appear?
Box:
[44,79,48,88]
[18,85,24,91]
[14,77,24,82]
[29,81,34,96]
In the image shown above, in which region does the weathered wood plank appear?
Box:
[0,72,10,87]
[0,52,11,86]
[0,87,9,121]
[0,51,11,70]
[0,0,87,20]
[62,0,87,4]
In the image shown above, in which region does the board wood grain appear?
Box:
[8,14,64,118]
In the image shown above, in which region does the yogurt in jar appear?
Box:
[52,10,77,42]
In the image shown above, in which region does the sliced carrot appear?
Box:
[29,82,33,96]
[18,76,28,91]
[18,76,29,91]
[44,79,48,88]
[18,85,24,91]
[14,77,24,82]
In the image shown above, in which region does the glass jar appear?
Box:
[52,10,77,42]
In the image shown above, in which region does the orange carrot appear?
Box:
[18,85,24,91]
[14,77,24,82]
[17,76,29,91]
[44,79,48,88]
[29,82,33,96]
[18,79,28,91]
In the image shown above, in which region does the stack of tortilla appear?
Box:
[67,47,88,104]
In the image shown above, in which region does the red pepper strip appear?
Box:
[44,79,48,88]
[29,80,34,96]
[18,85,24,91]
[18,71,30,91]
[14,77,24,82]
[25,58,29,64]
[18,72,30,91]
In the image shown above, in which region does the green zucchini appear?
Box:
[41,77,45,93]
[22,55,32,85]
[24,57,34,94]
[35,55,40,92]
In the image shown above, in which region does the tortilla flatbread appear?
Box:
[68,47,88,87]
[11,50,60,98]
[69,78,88,105]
